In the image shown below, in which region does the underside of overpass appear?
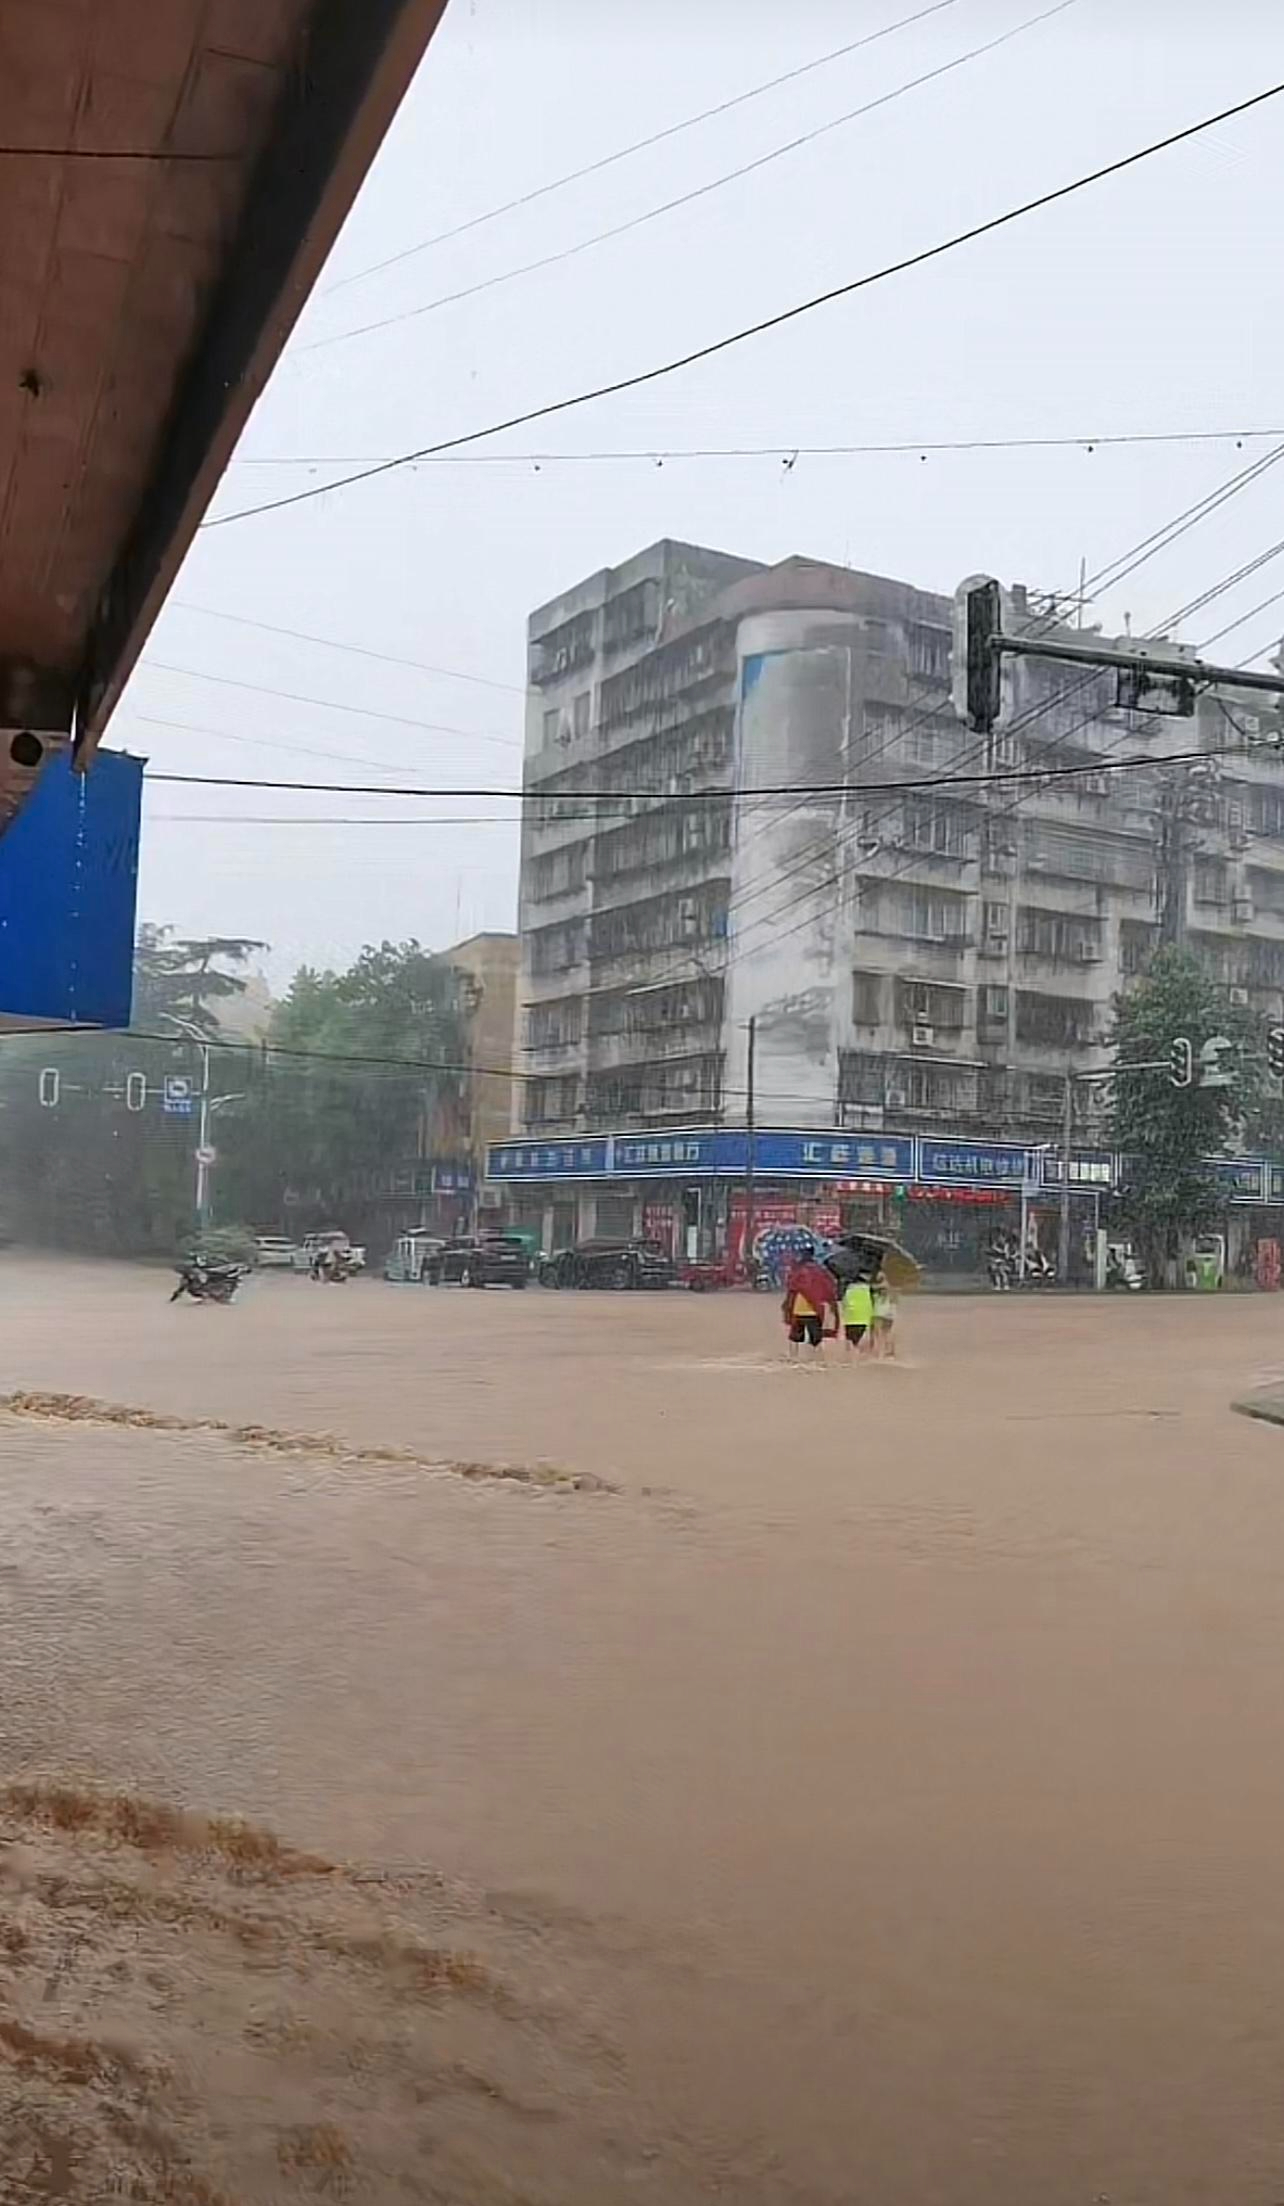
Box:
[0,0,447,842]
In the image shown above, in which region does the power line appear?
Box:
[132,713,440,783]
[625,446,1284,991]
[304,0,1079,356]
[141,748,1246,807]
[321,0,963,297]
[721,476,1284,963]
[147,813,533,826]
[137,661,523,750]
[224,427,1284,467]
[169,603,526,695]
[204,77,1284,531]
[1200,583,1284,653]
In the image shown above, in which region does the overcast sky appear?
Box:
[117,0,1284,989]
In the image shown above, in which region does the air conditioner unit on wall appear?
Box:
[1230,985,1249,1005]
[911,1022,934,1047]
[1233,894,1255,924]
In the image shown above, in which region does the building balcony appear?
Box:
[586,1023,721,1071]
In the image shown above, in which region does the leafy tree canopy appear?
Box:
[1108,946,1263,1264]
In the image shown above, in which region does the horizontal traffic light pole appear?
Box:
[956,575,1284,733]
[991,633,1284,701]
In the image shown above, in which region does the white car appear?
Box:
[292,1230,367,1276]
[253,1235,297,1269]
[384,1230,445,1283]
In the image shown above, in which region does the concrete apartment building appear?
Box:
[506,538,1284,1252]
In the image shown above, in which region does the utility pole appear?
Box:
[159,1016,242,1237]
[743,1014,757,1281]
[1058,1067,1074,1283]
[1156,766,1192,947]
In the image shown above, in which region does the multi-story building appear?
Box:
[506,539,1284,1260]
[445,929,518,1185]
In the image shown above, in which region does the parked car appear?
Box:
[426,1235,530,1288]
[291,1229,366,1276]
[253,1235,297,1269]
[540,1239,676,1291]
[384,1230,445,1283]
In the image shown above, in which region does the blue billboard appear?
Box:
[917,1138,1031,1188]
[488,1128,1284,1206]
[489,1129,915,1183]
[0,751,141,1028]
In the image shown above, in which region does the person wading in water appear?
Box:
[781,1244,839,1366]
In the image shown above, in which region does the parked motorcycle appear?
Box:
[1105,1243,1144,1291]
[170,1255,244,1305]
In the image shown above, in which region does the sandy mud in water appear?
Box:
[6,1257,1284,2201]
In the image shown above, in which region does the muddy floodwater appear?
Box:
[4,1256,1284,2201]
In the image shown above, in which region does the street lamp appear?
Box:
[156,1016,241,1235]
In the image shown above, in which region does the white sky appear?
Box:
[118,0,1284,988]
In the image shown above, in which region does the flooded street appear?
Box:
[5,1257,1284,2200]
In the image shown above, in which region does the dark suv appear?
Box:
[428,1235,530,1288]
[540,1239,675,1291]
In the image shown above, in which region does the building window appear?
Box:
[979,984,1009,1029]
[527,998,582,1050]
[907,890,967,943]
[902,799,973,858]
[1120,922,1156,977]
[906,622,951,683]
[852,971,883,1026]
[889,1062,978,1116]
[542,708,560,746]
[572,690,592,740]
[1015,991,1096,1047]
[1249,786,1284,838]
[1017,908,1103,963]
[895,979,966,1031]
[1193,858,1229,907]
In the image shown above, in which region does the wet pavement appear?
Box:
[3,1256,1284,2201]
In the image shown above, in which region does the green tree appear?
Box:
[1107,946,1263,1281]
[0,928,260,1254]
[218,942,472,1238]
[133,926,265,1034]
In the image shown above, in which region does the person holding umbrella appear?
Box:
[781,1241,840,1365]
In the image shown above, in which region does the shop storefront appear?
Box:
[486,1127,1284,1285]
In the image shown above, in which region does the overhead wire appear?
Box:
[303,0,1080,356]
[203,76,1284,531]
[321,0,964,295]
[168,604,526,695]
[136,662,523,750]
[222,428,1284,467]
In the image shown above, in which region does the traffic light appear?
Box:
[1169,1036,1193,1089]
[1198,1035,1235,1090]
[963,578,1003,735]
[1269,1026,1284,1080]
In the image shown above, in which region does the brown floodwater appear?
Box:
[3,1255,1284,2201]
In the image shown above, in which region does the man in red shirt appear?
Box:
[781,1245,839,1363]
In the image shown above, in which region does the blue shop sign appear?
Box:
[918,1138,1030,1188]
[753,1131,914,1180]
[488,1138,613,1179]
[1040,1150,1116,1191]
[1213,1156,1267,1203]
[613,1132,719,1173]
